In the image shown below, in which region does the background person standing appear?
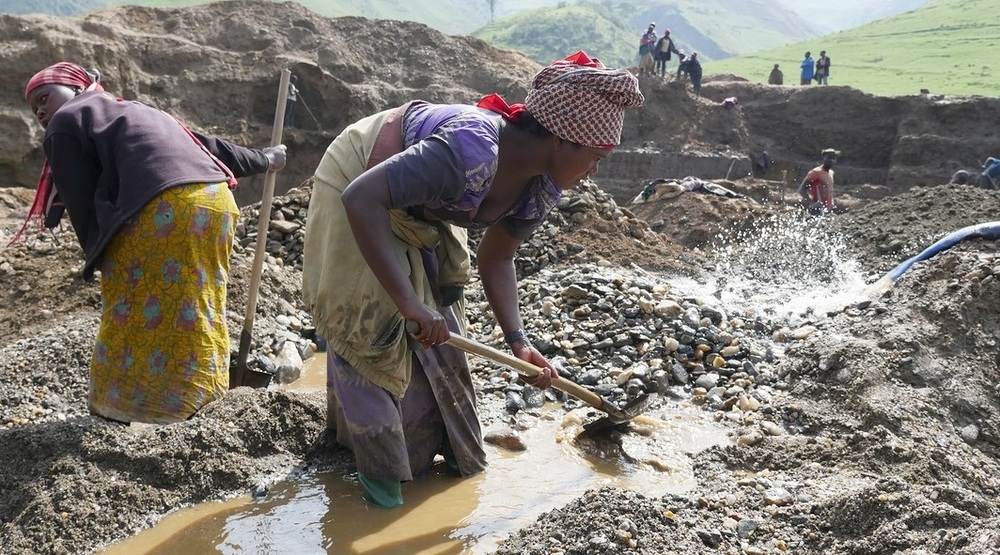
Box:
[653,29,681,78]
[285,74,299,127]
[815,51,831,85]
[638,22,657,76]
[768,63,784,85]
[685,52,703,98]
[800,52,815,85]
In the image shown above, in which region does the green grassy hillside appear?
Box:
[648,0,814,55]
[706,0,999,97]
[779,0,929,32]
[473,5,636,69]
[486,0,815,56]
[473,0,816,69]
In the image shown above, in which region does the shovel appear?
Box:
[407,322,654,433]
[230,68,291,389]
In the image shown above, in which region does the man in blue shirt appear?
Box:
[980,157,1000,189]
[800,52,815,85]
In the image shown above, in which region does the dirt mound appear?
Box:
[832,183,1000,274]
[0,1,539,205]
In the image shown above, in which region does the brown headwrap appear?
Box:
[525,51,643,149]
[478,51,643,149]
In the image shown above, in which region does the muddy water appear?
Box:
[100,217,867,554]
[102,356,729,555]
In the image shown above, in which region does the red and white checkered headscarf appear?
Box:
[526,51,643,149]
[24,62,102,100]
[9,63,105,246]
[478,51,643,149]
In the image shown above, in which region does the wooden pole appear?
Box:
[233,68,290,388]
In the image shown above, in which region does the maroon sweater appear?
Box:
[43,91,270,277]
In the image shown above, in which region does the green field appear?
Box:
[706,0,999,97]
[473,5,637,69]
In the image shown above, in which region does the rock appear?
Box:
[272,341,303,384]
[483,425,527,451]
[763,487,795,506]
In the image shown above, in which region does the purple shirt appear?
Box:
[383,102,561,240]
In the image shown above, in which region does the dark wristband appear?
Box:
[504,328,528,346]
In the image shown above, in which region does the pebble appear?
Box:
[760,421,784,436]
[763,487,795,506]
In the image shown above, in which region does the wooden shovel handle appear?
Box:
[443,333,607,411]
[234,68,291,379]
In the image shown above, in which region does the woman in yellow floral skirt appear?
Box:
[19,62,286,423]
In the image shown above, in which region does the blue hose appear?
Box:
[887,221,1000,281]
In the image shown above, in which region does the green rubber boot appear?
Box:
[358,473,403,508]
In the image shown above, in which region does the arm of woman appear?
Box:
[45,132,99,247]
[478,224,557,389]
[191,131,285,176]
[340,165,449,347]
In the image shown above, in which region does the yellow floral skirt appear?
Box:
[89,182,239,424]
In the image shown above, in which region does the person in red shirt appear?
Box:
[798,148,839,214]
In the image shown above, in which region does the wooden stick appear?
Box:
[234,68,291,384]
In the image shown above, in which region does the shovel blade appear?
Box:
[229,366,273,389]
[581,393,656,437]
[242,368,274,389]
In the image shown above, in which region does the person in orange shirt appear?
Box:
[799,148,839,214]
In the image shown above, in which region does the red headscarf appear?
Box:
[10,63,104,246]
[477,51,643,149]
[24,62,102,100]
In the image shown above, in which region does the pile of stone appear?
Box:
[234,180,790,446]
[465,263,787,441]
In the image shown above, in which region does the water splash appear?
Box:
[705,208,870,325]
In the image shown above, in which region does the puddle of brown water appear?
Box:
[101,355,730,555]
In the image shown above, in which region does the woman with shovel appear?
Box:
[17,62,287,424]
[303,51,643,507]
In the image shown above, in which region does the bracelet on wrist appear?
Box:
[504,328,528,346]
